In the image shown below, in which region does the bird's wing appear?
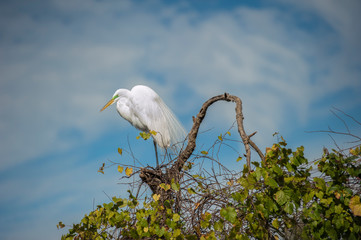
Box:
[131,87,186,149]
[152,96,186,149]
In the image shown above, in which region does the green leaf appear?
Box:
[334,217,344,230]
[213,221,223,231]
[265,177,278,188]
[200,219,209,228]
[156,226,166,237]
[326,221,337,239]
[232,192,244,202]
[201,151,208,155]
[274,190,287,206]
[271,165,283,176]
[255,167,263,181]
[173,228,181,237]
[220,207,237,224]
[314,177,326,191]
[272,219,280,229]
[57,221,65,229]
[265,197,278,212]
[171,182,180,192]
[303,191,315,203]
[284,202,294,214]
[252,161,260,167]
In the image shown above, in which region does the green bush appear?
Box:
[61,140,361,240]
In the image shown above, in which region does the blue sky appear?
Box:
[0,0,360,239]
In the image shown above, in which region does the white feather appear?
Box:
[105,85,186,149]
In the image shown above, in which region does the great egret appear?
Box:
[100,85,186,166]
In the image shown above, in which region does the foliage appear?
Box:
[61,191,184,240]
[222,139,361,240]
[61,136,361,239]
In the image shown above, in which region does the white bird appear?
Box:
[100,85,186,166]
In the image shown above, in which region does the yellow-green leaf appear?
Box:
[350,146,361,156]
[150,130,157,136]
[125,167,133,176]
[201,151,208,155]
[57,221,65,229]
[159,183,171,191]
[173,213,180,222]
[139,131,151,140]
[117,165,124,173]
[236,157,242,162]
[272,219,280,229]
[153,194,160,201]
[187,188,196,195]
[171,182,180,192]
[173,228,181,237]
[226,131,231,136]
[218,135,223,141]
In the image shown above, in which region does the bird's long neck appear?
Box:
[115,90,148,132]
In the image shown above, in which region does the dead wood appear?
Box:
[139,93,264,200]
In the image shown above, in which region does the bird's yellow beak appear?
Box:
[100,98,114,112]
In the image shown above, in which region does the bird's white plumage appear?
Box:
[102,85,186,149]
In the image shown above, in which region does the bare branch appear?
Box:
[138,93,265,211]
[332,106,361,126]
[173,93,264,173]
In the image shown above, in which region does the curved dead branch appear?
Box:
[173,93,264,173]
[140,93,264,196]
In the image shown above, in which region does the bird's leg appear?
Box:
[153,140,159,168]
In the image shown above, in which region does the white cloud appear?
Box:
[1,0,360,171]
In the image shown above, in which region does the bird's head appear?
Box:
[100,89,128,112]
[100,95,117,112]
